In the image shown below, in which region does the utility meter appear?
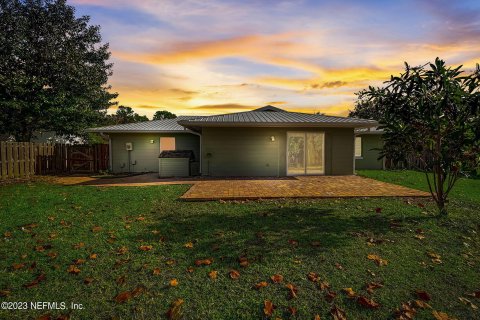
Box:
[125,142,133,151]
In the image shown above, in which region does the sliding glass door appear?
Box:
[287,132,324,175]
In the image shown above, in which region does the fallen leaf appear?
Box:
[46,251,57,259]
[114,291,132,304]
[91,226,102,233]
[365,282,383,294]
[12,263,25,270]
[330,305,346,320]
[73,259,86,265]
[319,281,330,291]
[367,254,388,266]
[255,281,268,289]
[314,315,321,320]
[263,300,275,317]
[116,275,126,285]
[357,296,380,309]
[153,268,161,275]
[131,286,145,297]
[325,290,337,302]
[151,230,160,235]
[229,269,240,279]
[186,267,194,273]
[0,290,11,297]
[414,234,426,240]
[432,310,457,320]
[136,216,145,221]
[169,279,178,287]
[270,274,284,283]
[35,245,52,252]
[195,258,213,266]
[73,242,85,249]
[24,273,46,288]
[335,263,344,270]
[239,257,249,267]
[48,216,55,221]
[67,265,80,275]
[165,259,176,266]
[287,306,297,316]
[139,245,153,251]
[208,270,218,279]
[427,252,442,264]
[288,239,298,246]
[414,300,432,309]
[286,283,298,299]
[84,277,94,285]
[416,290,431,301]
[184,242,193,249]
[307,272,319,282]
[4,231,12,238]
[458,297,478,310]
[166,298,184,320]
[395,301,417,319]
[89,253,97,259]
[343,287,356,298]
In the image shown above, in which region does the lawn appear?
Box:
[0,171,479,319]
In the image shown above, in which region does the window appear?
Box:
[355,137,362,158]
[160,137,175,152]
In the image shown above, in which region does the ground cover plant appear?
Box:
[0,172,479,319]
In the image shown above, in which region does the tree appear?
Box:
[360,58,480,215]
[153,110,176,120]
[0,0,117,141]
[349,93,384,121]
[105,106,148,125]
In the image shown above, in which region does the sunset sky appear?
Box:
[71,0,480,117]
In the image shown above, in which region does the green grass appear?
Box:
[0,172,479,319]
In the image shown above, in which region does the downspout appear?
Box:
[352,131,356,175]
[108,136,113,172]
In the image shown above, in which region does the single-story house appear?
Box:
[354,127,384,170]
[88,106,377,176]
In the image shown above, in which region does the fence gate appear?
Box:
[68,144,109,173]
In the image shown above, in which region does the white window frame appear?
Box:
[355,136,363,159]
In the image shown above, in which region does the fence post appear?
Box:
[0,142,6,180]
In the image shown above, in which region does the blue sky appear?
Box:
[71,0,480,116]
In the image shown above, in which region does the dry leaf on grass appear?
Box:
[263,300,275,317]
[67,265,80,275]
[12,263,25,270]
[229,270,240,279]
[153,268,161,275]
[458,297,478,310]
[270,274,283,283]
[432,310,458,320]
[84,277,94,285]
[139,245,153,251]
[73,242,84,249]
[186,267,194,273]
[325,290,337,302]
[169,279,178,287]
[427,252,442,264]
[367,254,388,266]
[343,287,356,298]
[0,290,11,297]
[208,271,218,279]
[415,290,431,301]
[24,273,46,288]
[89,253,97,259]
[166,299,184,320]
[330,305,346,320]
[91,226,102,233]
[365,282,383,294]
[195,259,213,266]
[357,296,380,309]
[238,257,249,267]
[255,281,268,289]
[319,281,330,291]
[307,272,319,282]
[184,242,193,249]
[286,283,298,299]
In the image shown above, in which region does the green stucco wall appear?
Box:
[201,127,355,176]
[355,134,384,170]
[109,133,199,173]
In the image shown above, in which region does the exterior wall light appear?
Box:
[270,136,275,142]
[150,140,155,144]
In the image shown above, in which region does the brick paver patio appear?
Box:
[54,173,430,200]
[180,175,430,200]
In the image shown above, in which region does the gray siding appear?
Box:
[355,134,384,170]
[201,127,355,176]
[110,133,199,173]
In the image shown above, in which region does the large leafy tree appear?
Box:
[361,58,480,215]
[104,106,148,125]
[153,110,176,120]
[0,0,117,141]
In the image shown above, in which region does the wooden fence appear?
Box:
[0,142,109,180]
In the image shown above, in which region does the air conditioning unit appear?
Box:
[125,142,133,151]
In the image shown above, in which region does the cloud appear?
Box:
[192,103,257,110]
[310,81,348,89]
[265,101,287,105]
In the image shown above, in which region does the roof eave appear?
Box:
[85,129,195,134]
[177,121,378,129]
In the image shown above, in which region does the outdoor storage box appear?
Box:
[158,150,195,177]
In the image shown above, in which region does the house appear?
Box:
[88,106,377,176]
[354,127,384,170]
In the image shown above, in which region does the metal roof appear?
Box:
[86,116,199,133]
[178,108,378,128]
[355,127,384,135]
